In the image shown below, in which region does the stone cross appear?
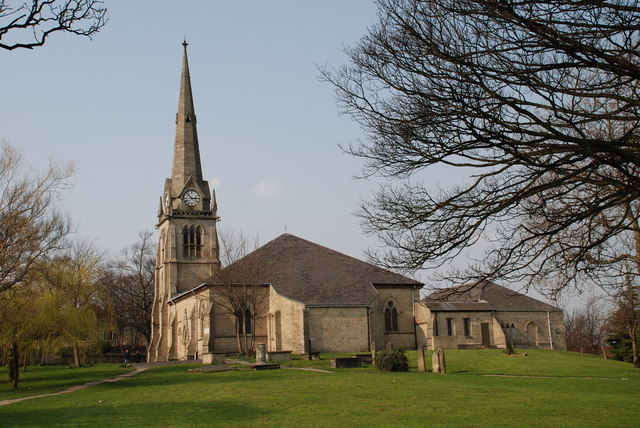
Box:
[256,343,267,364]
[432,347,446,374]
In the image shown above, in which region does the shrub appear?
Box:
[375,348,409,372]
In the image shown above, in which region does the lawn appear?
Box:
[0,350,638,427]
[0,364,134,401]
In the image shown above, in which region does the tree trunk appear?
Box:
[8,341,19,389]
[235,317,243,355]
[630,324,639,368]
[73,341,81,368]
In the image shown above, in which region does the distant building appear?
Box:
[147,44,565,362]
[415,281,566,350]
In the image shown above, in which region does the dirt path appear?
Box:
[0,364,150,407]
[0,359,334,407]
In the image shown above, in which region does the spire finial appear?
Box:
[182,39,188,48]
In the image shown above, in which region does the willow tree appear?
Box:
[324,0,640,297]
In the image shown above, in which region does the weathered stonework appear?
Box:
[147,47,565,363]
[415,282,566,351]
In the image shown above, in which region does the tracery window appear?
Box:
[182,225,203,259]
[384,300,399,332]
[236,308,252,335]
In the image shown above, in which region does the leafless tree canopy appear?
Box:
[564,297,607,355]
[0,141,74,293]
[101,231,155,345]
[323,0,640,295]
[214,228,266,355]
[0,0,106,50]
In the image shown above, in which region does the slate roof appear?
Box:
[424,281,561,312]
[207,233,422,307]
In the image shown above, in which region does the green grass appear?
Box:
[0,350,638,427]
[0,364,134,401]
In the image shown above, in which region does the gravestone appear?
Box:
[331,357,362,368]
[371,342,376,366]
[432,347,446,374]
[202,353,226,365]
[256,343,267,364]
[301,352,320,361]
[417,345,426,372]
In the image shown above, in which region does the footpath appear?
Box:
[0,364,154,407]
[0,359,333,406]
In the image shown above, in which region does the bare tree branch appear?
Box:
[0,0,107,51]
[322,0,640,296]
[0,140,74,293]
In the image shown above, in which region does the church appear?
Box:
[147,44,565,362]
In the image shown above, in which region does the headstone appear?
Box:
[256,343,267,364]
[301,352,320,361]
[371,342,376,366]
[352,354,373,365]
[385,342,393,351]
[331,357,362,368]
[417,346,426,372]
[202,353,226,365]
[432,347,446,374]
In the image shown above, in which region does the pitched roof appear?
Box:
[424,281,561,312]
[208,234,422,306]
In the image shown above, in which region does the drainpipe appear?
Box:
[413,286,418,350]
[546,311,554,350]
[366,307,372,352]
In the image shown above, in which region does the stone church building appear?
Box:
[147,44,565,362]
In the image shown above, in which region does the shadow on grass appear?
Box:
[0,400,273,426]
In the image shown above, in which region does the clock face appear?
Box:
[183,190,200,206]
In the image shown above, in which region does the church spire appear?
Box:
[171,40,204,195]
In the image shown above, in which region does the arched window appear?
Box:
[182,225,203,259]
[236,309,252,335]
[384,300,399,332]
[244,308,252,334]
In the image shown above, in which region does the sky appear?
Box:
[1,1,589,307]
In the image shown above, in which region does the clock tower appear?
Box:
[149,42,220,362]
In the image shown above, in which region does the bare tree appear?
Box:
[606,271,640,367]
[564,297,608,356]
[101,231,155,346]
[213,228,266,356]
[0,141,74,293]
[0,0,107,51]
[322,0,640,296]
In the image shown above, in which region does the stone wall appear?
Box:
[414,302,566,351]
[370,286,420,350]
[268,289,307,353]
[495,310,566,350]
[208,285,270,354]
[307,307,369,353]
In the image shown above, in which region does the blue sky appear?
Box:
[2,1,381,258]
[1,1,588,307]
